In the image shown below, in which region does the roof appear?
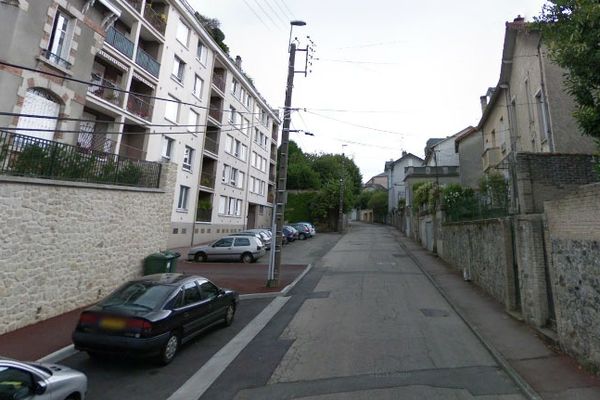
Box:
[385,152,424,171]
[454,126,478,151]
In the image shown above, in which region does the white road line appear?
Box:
[167,295,291,400]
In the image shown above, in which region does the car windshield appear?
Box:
[100,282,173,311]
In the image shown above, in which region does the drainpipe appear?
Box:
[537,41,555,152]
[502,84,520,215]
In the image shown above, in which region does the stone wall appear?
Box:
[516,153,599,214]
[439,218,517,309]
[0,163,177,334]
[544,183,600,368]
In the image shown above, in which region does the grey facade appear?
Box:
[384,151,423,214]
[454,126,483,189]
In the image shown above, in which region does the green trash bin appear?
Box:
[143,251,181,275]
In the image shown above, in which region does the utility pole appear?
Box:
[267,21,308,287]
[338,144,347,233]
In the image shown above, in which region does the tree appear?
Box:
[367,190,388,222]
[536,2,600,151]
[194,13,229,53]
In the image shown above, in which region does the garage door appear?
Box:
[16,88,60,141]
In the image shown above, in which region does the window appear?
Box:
[165,95,180,123]
[228,198,236,215]
[219,195,227,214]
[229,106,237,125]
[182,146,193,171]
[236,199,242,216]
[233,237,250,247]
[259,181,265,195]
[172,56,185,82]
[237,171,245,189]
[176,20,190,46]
[47,10,74,68]
[245,94,252,108]
[188,109,199,133]
[197,42,208,64]
[0,366,34,398]
[240,144,248,161]
[199,281,219,299]
[183,283,201,305]
[193,75,203,98]
[232,79,239,97]
[234,140,241,157]
[178,185,190,210]
[535,91,550,141]
[215,238,233,247]
[161,136,174,159]
[222,164,230,182]
[230,168,238,185]
[16,88,59,141]
[225,135,233,153]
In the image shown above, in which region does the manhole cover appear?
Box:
[420,308,450,317]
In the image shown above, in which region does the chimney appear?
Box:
[402,150,407,157]
[480,95,488,112]
[513,15,524,23]
[235,55,242,69]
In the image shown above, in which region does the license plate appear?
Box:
[100,318,126,330]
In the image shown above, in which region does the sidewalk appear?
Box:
[394,230,600,400]
[0,261,306,362]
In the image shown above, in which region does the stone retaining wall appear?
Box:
[0,163,177,334]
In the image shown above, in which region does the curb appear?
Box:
[36,263,313,363]
[397,236,542,400]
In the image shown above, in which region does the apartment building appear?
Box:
[0,0,280,249]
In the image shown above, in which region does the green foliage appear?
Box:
[287,163,320,190]
[195,13,229,53]
[367,190,388,222]
[397,198,406,210]
[479,172,509,208]
[413,181,433,210]
[442,184,477,221]
[116,161,144,185]
[286,191,318,222]
[536,1,600,166]
[355,190,373,210]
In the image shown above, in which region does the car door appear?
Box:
[199,281,228,324]
[209,237,234,261]
[175,282,212,339]
[233,237,251,259]
[0,365,42,400]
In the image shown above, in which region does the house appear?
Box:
[364,172,388,191]
[423,135,460,167]
[454,126,482,189]
[478,16,595,176]
[384,151,423,214]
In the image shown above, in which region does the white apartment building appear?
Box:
[79,0,279,248]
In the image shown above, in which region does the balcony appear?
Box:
[212,74,226,92]
[135,47,160,78]
[124,0,142,12]
[143,3,166,35]
[41,49,72,70]
[208,107,223,123]
[203,135,219,155]
[200,171,215,189]
[88,73,122,106]
[482,147,502,171]
[196,208,212,222]
[106,27,134,59]
[127,94,153,120]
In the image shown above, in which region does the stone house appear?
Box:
[454,126,483,189]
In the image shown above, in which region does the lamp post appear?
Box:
[267,20,307,287]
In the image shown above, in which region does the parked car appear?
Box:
[244,229,272,249]
[72,274,238,365]
[0,358,87,400]
[291,223,313,240]
[187,236,265,263]
[229,231,266,247]
[283,225,298,243]
[298,222,316,236]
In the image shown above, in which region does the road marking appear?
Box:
[167,295,291,400]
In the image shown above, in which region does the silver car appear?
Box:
[0,358,87,400]
[187,236,265,263]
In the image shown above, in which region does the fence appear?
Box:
[443,192,509,222]
[0,131,161,188]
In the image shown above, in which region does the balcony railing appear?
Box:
[124,0,142,12]
[88,73,122,106]
[208,107,222,123]
[41,49,72,70]
[106,27,134,59]
[143,4,166,35]
[127,94,153,120]
[212,74,226,92]
[200,171,215,188]
[196,208,212,222]
[203,135,219,154]
[0,131,161,188]
[135,47,161,78]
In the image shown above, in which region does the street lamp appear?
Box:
[267,20,307,287]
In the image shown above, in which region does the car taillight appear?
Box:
[126,318,152,332]
[78,312,99,326]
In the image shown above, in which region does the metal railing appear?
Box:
[143,4,166,35]
[208,107,222,123]
[203,135,219,154]
[196,208,212,222]
[106,27,134,59]
[127,94,153,120]
[199,171,215,188]
[212,74,226,92]
[88,73,122,105]
[41,49,72,70]
[124,0,142,12]
[0,131,161,188]
[135,47,160,78]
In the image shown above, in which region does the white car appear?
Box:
[0,358,87,400]
[187,236,266,263]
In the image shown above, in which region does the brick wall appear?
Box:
[544,183,600,368]
[516,153,599,214]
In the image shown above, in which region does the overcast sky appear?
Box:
[192,0,548,182]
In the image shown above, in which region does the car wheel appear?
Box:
[223,304,235,326]
[241,252,254,264]
[299,233,306,240]
[159,332,180,365]
[194,252,207,262]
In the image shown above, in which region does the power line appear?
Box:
[276,0,295,19]
[0,124,252,136]
[242,0,273,32]
[328,40,406,51]
[263,0,288,27]
[271,0,293,21]
[315,57,404,65]
[305,110,410,137]
[252,0,285,31]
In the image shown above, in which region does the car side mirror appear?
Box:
[33,382,47,396]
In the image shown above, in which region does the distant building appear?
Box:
[363,172,388,191]
[454,126,482,189]
[384,151,423,214]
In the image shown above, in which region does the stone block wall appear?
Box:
[544,183,600,368]
[438,218,517,309]
[0,163,177,334]
[516,153,598,214]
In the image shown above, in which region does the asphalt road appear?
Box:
[202,222,528,400]
[59,232,342,400]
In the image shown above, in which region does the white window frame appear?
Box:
[165,95,180,123]
[228,197,236,215]
[188,108,199,133]
[193,75,203,98]
[182,146,193,171]
[176,20,190,47]
[235,199,242,216]
[230,167,238,185]
[225,135,233,154]
[222,164,230,182]
[535,90,550,141]
[237,171,245,189]
[172,56,185,83]
[161,136,174,159]
[177,185,190,210]
[48,10,74,66]
[196,42,208,65]
[218,195,227,214]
